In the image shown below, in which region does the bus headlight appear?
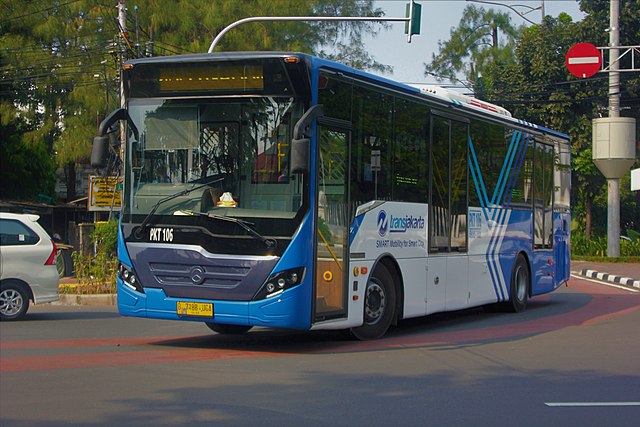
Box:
[117,262,144,293]
[254,267,305,300]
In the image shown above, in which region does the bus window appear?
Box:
[430,115,468,252]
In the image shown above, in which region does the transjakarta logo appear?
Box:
[377,210,424,236]
[377,210,389,236]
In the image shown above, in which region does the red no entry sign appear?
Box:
[566,42,602,78]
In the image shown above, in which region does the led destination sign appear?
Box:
[158,65,264,91]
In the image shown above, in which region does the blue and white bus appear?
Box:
[92,52,571,339]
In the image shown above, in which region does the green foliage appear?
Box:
[572,231,640,257]
[627,229,640,241]
[68,252,117,294]
[0,111,57,199]
[93,220,118,256]
[69,220,118,292]
[424,4,523,92]
[317,217,333,244]
[571,231,607,257]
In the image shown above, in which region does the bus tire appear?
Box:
[205,323,252,335]
[505,254,529,313]
[350,263,396,340]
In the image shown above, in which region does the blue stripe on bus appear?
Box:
[349,214,364,245]
[470,131,531,302]
[468,136,491,223]
[491,131,521,214]
[469,135,503,300]
[503,136,529,208]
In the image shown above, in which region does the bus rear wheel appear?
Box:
[205,323,252,335]
[350,263,396,340]
[505,254,529,313]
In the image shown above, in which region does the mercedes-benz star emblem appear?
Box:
[189,266,205,285]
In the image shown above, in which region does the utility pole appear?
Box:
[608,0,621,257]
[117,0,127,167]
[591,0,636,257]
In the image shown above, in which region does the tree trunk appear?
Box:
[65,162,77,202]
[585,198,592,239]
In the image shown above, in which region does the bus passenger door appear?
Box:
[314,126,350,322]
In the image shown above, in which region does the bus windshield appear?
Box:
[124,96,305,222]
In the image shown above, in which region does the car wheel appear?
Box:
[205,323,252,334]
[350,263,396,340]
[0,283,30,321]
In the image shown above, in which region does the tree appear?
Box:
[423,4,523,94]
[139,0,390,71]
[0,105,56,200]
[1,0,117,201]
[1,0,390,203]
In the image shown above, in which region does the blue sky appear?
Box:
[362,0,585,87]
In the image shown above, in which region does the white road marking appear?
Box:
[570,274,640,293]
[545,402,640,407]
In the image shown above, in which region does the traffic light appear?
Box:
[405,1,421,39]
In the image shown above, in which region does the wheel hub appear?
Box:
[0,289,24,317]
[364,281,386,325]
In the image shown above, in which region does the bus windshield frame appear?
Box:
[119,57,310,250]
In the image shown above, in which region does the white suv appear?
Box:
[0,213,60,320]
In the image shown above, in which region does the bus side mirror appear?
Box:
[91,108,140,169]
[91,135,109,168]
[290,104,323,175]
[290,138,309,174]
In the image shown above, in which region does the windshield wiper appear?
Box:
[134,177,223,238]
[181,210,277,249]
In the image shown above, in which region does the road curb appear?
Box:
[575,269,640,289]
[55,294,117,306]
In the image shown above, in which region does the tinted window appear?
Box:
[350,84,393,206]
[0,219,40,246]
[393,99,429,203]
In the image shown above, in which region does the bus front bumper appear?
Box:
[117,278,311,330]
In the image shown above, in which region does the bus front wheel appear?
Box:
[351,263,396,340]
[505,255,529,313]
[205,323,252,335]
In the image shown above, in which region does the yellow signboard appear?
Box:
[88,176,122,212]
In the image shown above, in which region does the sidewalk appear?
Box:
[570,260,640,289]
[55,277,117,306]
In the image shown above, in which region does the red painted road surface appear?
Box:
[2,277,639,373]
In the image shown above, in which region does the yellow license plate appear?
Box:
[176,301,213,317]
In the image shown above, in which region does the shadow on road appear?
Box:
[148,287,596,355]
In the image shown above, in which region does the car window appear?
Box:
[0,219,40,246]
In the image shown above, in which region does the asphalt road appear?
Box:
[1,276,639,427]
